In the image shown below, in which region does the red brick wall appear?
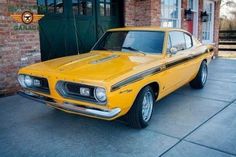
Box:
[125,0,160,26]
[0,0,40,96]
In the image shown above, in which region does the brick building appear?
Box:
[0,0,221,96]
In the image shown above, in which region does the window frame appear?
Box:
[160,0,182,28]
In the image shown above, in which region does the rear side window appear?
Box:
[184,33,193,49]
[169,31,185,51]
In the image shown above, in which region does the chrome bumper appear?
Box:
[18,91,121,119]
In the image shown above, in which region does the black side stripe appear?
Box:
[111,51,209,92]
[111,67,161,92]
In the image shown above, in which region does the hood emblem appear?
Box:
[90,54,119,64]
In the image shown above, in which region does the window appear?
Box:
[169,31,186,51]
[160,0,180,28]
[184,33,193,49]
[38,0,46,13]
[73,0,93,16]
[37,0,64,14]
[94,31,165,54]
[99,0,112,16]
[55,0,63,13]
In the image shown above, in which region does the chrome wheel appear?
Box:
[201,64,207,84]
[142,91,153,122]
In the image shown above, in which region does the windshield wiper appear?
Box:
[122,46,146,55]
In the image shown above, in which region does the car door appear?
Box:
[161,31,193,95]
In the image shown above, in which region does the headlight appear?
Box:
[18,75,26,88]
[24,75,33,87]
[94,87,107,102]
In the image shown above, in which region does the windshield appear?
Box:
[93,31,165,54]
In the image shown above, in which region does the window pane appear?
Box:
[38,0,46,13]
[100,3,105,16]
[161,0,179,28]
[87,1,92,15]
[79,1,92,16]
[79,1,86,15]
[106,3,110,16]
[170,31,186,51]
[184,33,192,49]
[47,0,54,13]
[188,0,193,9]
[55,0,63,13]
[72,0,79,15]
[161,19,177,28]
[94,31,165,54]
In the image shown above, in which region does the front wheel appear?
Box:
[126,86,155,129]
[190,61,208,89]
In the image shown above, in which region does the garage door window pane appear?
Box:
[47,0,54,13]
[106,3,110,16]
[100,3,105,16]
[55,0,63,13]
[38,0,46,13]
[100,0,112,16]
[72,0,79,15]
[79,1,92,16]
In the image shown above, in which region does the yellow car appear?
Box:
[18,27,214,128]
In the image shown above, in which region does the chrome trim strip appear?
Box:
[18,91,120,119]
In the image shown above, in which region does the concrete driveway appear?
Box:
[0,59,236,157]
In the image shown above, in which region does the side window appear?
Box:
[184,33,193,49]
[169,31,186,51]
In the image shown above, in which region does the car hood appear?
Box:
[24,51,162,82]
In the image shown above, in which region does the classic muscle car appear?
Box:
[18,27,214,128]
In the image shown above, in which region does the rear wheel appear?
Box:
[190,61,208,89]
[126,86,155,128]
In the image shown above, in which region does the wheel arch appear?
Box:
[136,81,160,101]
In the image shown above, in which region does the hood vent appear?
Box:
[90,54,119,64]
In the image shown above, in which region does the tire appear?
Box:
[190,61,208,89]
[126,86,155,129]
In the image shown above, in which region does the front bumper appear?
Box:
[18,91,121,120]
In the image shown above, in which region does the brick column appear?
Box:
[0,0,40,96]
[150,0,161,26]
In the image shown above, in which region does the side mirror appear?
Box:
[170,47,178,54]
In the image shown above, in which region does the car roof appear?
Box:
[108,26,190,34]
